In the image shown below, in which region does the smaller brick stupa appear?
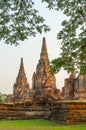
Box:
[13,57,30,102]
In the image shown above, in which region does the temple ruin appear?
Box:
[13,58,30,102]
[61,72,86,100]
[32,37,58,99]
[7,37,86,102]
[8,37,60,103]
[1,37,86,124]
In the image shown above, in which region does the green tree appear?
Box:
[42,0,86,74]
[0,95,3,104]
[0,0,50,45]
[0,0,86,74]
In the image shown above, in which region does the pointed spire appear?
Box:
[16,57,27,83]
[40,37,49,61]
[18,57,25,77]
[13,57,30,102]
[21,57,23,66]
[41,37,47,54]
[43,37,46,45]
[20,57,24,72]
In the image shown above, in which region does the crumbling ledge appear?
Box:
[0,102,86,125]
[47,102,86,124]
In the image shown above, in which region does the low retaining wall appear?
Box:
[0,104,51,120]
[47,102,86,124]
[0,102,86,124]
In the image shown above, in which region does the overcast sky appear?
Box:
[0,1,69,94]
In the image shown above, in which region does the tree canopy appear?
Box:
[42,0,86,74]
[0,0,50,45]
[0,0,86,74]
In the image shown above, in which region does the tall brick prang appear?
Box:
[32,37,58,98]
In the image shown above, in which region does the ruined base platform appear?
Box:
[0,102,86,125]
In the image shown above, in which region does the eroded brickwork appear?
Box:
[32,37,60,99]
[13,58,30,102]
[62,73,86,100]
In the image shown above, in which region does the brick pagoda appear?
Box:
[32,37,59,98]
[13,58,30,102]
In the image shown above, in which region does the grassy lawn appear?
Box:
[0,119,86,130]
[62,100,86,102]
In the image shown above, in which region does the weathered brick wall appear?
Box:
[47,102,86,124]
[0,104,51,120]
[0,102,86,125]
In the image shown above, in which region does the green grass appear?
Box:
[62,100,86,102]
[0,119,86,130]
